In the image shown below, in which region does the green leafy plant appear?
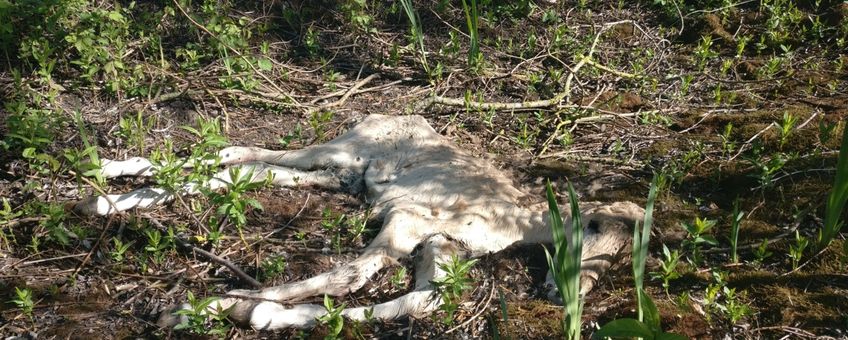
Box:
[110,237,133,263]
[304,26,320,56]
[182,116,229,184]
[341,0,373,32]
[634,174,659,321]
[818,122,848,249]
[433,255,478,325]
[747,151,788,189]
[346,212,369,242]
[720,123,737,157]
[722,287,752,324]
[694,35,718,70]
[399,0,430,77]
[789,230,809,270]
[174,291,231,336]
[818,120,838,146]
[260,255,286,282]
[116,110,152,153]
[208,166,268,233]
[543,180,583,339]
[144,228,170,265]
[0,198,21,250]
[309,110,334,142]
[703,282,722,324]
[10,287,34,319]
[37,203,71,246]
[321,208,346,253]
[65,112,106,188]
[778,111,798,149]
[651,244,682,295]
[317,294,347,340]
[702,273,752,325]
[681,217,718,264]
[753,238,773,264]
[390,266,407,289]
[729,199,744,264]
[593,288,685,340]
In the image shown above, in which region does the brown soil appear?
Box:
[1,1,847,339]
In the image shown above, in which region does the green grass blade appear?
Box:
[564,182,583,340]
[819,122,848,249]
[399,0,428,72]
[730,198,743,263]
[634,173,659,322]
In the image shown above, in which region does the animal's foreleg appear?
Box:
[72,163,343,215]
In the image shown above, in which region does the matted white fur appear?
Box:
[72,114,643,330]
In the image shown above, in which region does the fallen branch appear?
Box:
[307,73,379,114]
[412,22,644,157]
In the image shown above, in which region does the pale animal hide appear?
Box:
[73,114,643,330]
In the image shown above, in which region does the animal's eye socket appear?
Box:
[587,219,600,232]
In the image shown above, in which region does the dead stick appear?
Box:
[308,74,379,114]
[143,214,262,288]
[70,172,121,279]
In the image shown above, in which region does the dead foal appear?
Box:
[72,114,643,330]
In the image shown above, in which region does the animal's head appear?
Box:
[581,201,646,236]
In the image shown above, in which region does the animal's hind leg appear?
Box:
[209,233,462,330]
[73,163,345,215]
[342,233,463,322]
[194,206,433,329]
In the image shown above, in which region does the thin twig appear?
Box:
[444,279,496,335]
[221,193,311,258]
[143,214,262,289]
[308,74,379,114]
[70,172,121,279]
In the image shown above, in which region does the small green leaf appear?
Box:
[593,318,654,339]
[257,58,273,71]
[107,11,124,22]
[656,332,689,340]
[640,288,662,333]
[697,235,718,246]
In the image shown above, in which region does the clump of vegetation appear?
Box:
[10,287,35,319]
[433,255,478,325]
[818,122,848,250]
[317,295,347,340]
[174,291,230,336]
[681,217,718,265]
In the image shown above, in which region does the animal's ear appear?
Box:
[599,201,646,226]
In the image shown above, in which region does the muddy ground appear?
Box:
[1,0,847,339]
